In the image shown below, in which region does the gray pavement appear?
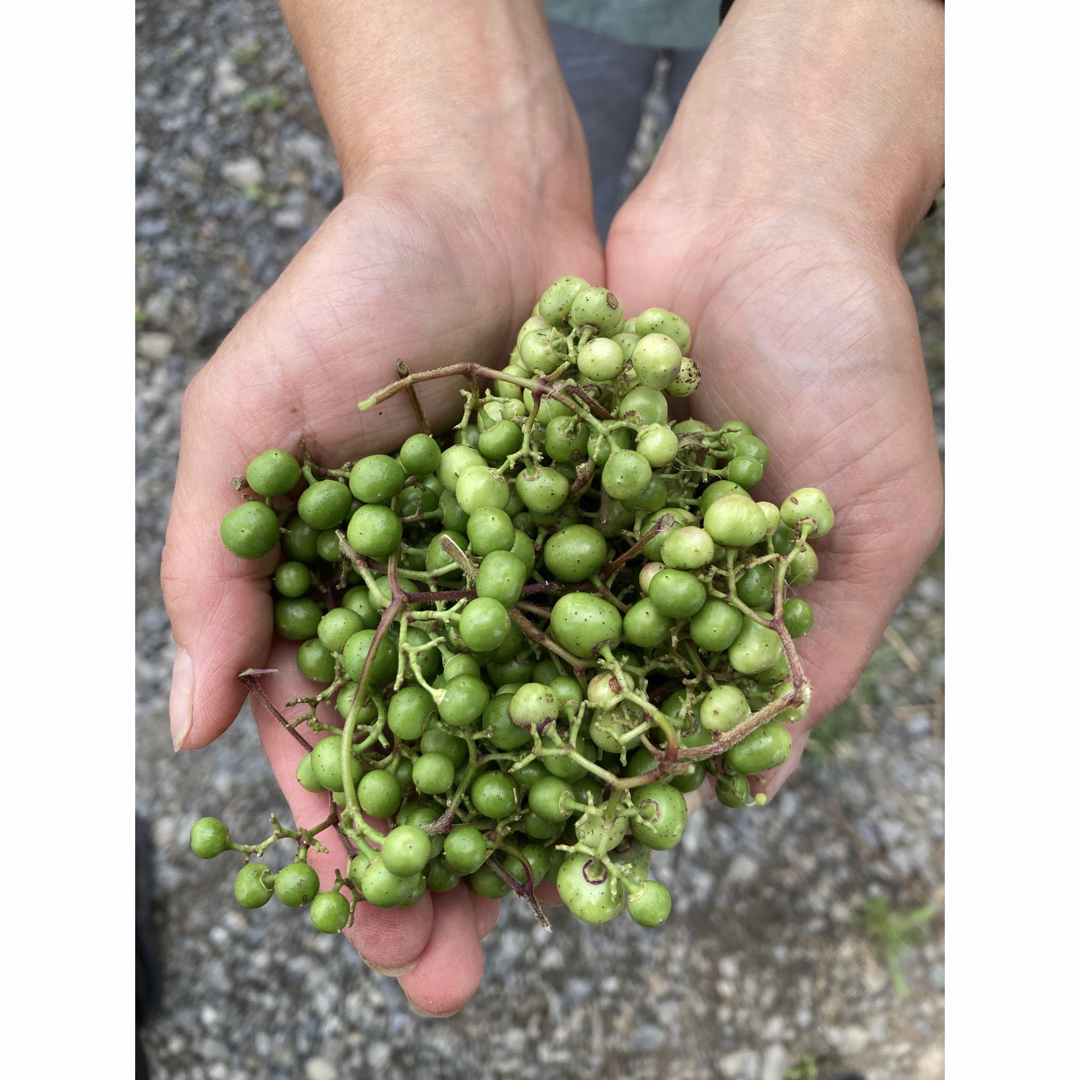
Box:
[136,4,944,1078]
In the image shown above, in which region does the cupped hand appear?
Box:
[607,196,943,802]
[162,178,602,1013]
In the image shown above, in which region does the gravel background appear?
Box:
[136,4,945,1079]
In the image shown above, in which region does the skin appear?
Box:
[162,0,942,1013]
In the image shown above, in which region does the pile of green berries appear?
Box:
[196,275,834,935]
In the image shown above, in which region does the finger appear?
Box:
[162,361,278,751]
[397,885,485,1017]
[684,773,717,818]
[467,891,501,940]
[248,641,437,973]
[535,880,562,907]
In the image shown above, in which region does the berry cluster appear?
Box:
[194,275,833,934]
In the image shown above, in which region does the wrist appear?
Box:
[625,0,943,255]
[281,0,591,216]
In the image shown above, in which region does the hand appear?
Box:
[163,0,603,1010]
[162,179,601,1012]
[606,0,944,803]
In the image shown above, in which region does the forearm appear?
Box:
[280,0,588,203]
[647,0,944,252]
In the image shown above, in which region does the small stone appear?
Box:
[761,1044,790,1080]
[863,957,890,994]
[221,157,265,189]
[272,208,305,230]
[305,1058,337,1080]
[214,57,247,98]
[366,1044,390,1070]
[719,1049,760,1079]
[826,1025,871,1056]
[630,1026,666,1052]
[762,1016,786,1041]
[144,292,172,327]
[137,333,174,363]
[917,1040,945,1080]
[725,853,758,884]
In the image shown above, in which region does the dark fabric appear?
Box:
[549,22,708,240]
[136,817,160,1079]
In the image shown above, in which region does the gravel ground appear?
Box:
[136,4,945,1079]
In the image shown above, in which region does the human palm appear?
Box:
[607,198,943,797]
[163,182,602,1013]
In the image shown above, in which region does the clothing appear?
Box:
[545,0,720,49]
[548,20,708,239]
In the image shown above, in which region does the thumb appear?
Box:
[162,367,279,751]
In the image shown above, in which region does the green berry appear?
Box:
[577,337,626,380]
[346,503,402,560]
[310,890,351,933]
[542,524,608,583]
[388,685,435,741]
[469,771,517,819]
[476,549,528,606]
[357,769,403,818]
[234,862,274,908]
[628,880,672,927]
[468,864,511,899]
[221,501,280,559]
[557,853,625,924]
[295,752,326,793]
[349,455,407,505]
[630,333,682,390]
[689,598,743,653]
[782,598,814,638]
[274,597,323,640]
[458,597,512,652]
[380,825,432,877]
[437,673,490,728]
[622,598,674,649]
[444,826,489,874]
[274,862,320,907]
[725,719,792,774]
[700,684,751,732]
[703,493,768,548]
[310,734,362,792]
[549,593,623,659]
[399,433,442,477]
[413,752,455,795]
[602,449,652,501]
[360,860,412,908]
[455,465,510,515]
[631,783,687,851]
[298,480,352,530]
[246,449,301,497]
[274,561,311,597]
[648,568,707,618]
[190,817,229,859]
[660,526,715,570]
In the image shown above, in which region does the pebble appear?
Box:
[137,332,174,363]
[827,1025,872,1056]
[719,1049,761,1079]
[304,1059,336,1080]
[220,156,265,189]
[760,1044,790,1080]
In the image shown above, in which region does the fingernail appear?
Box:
[170,646,194,752]
[360,955,417,978]
[407,999,460,1019]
